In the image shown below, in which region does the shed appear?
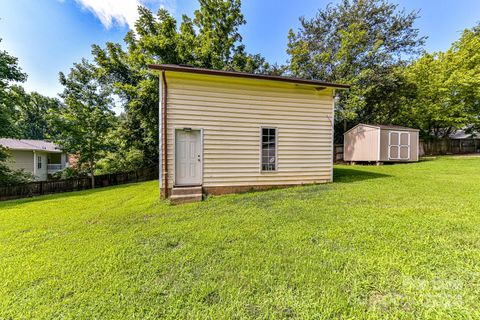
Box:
[148,64,349,203]
[344,124,419,163]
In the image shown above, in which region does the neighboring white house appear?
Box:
[0,138,69,181]
[148,64,350,203]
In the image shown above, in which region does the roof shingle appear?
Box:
[0,138,62,153]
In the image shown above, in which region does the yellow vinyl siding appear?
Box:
[165,72,334,188]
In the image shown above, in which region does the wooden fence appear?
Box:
[0,166,158,201]
[420,139,480,155]
[333,144,344,163]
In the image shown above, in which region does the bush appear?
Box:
[51,167,87,180]
[95,148,144,175]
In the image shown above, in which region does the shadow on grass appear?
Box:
[333,167,391,183]
[418,156,437,162]
[0,181,157,210]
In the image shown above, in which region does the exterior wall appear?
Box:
[164,72,335,189]
[379,129,419,162]
[343,125,380,161]
[4,150,64,181]
[6,150,34,174]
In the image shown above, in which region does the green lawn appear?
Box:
[1,157,480,319]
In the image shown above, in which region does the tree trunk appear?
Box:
[90,160,95,189]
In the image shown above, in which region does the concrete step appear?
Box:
[170,194,202,205]
[171,186,203,196]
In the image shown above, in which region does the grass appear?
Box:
[1,157,480,319]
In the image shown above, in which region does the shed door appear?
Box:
[389,131,410,160]
[175,129,202,186]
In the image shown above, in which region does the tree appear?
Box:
[402,24,480,138]
[0,38,33,185]
[8,85,62,140]
[58,59,115,187]
[94,114,144,174]
[287,0,425,137]
[91,1,273,166]
[0,38,27,137]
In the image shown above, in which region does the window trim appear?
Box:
[259,126,278,172]
[37,155,42,169]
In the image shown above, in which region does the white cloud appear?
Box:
[73,0,175,30]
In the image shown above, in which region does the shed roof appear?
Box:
[0,138,62,153]
[375,124,419,131]
[344,123,420,135]
[148,64,350,89]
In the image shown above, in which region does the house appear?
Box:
[448,130,480,154]
[449,129,476,140]
[148,64,349,203]
[0,138,69,181]
[344,124,419,164]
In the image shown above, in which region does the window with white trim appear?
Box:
[261,127,277,171]
[37,156,42,169]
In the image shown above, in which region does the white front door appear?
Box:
[175,129,202,186]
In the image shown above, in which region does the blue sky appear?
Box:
[0,0,479,98]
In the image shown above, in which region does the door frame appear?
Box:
[388,130,410,160]
[173,127,204,187]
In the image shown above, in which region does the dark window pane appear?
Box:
[261,127,277,171]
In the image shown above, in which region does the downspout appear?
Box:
[162,71,169,198]
[331,89,336,182]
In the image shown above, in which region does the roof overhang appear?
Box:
[344,123,420,135]
[148,64,350,89]
[3,147,63,153]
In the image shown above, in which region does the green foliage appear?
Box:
[0,39,34,184]
[91,1,274,166]
[95,148,144,175]
[287,0,425,133]
[0,40,26,88]
[51,166,85,180]
[402,24,480,137]
[58,59,115,181]
[2,157,480,317]
[0,38,27,138]
[8,85,62,140]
